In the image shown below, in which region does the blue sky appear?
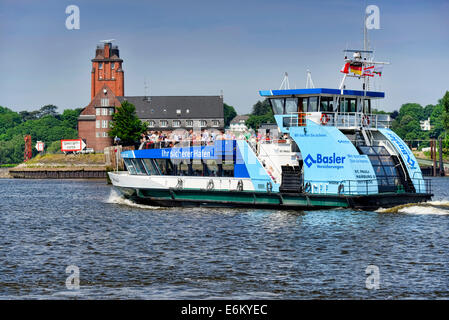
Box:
[0,0,448,114]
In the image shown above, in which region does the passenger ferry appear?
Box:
[109,50,432,210]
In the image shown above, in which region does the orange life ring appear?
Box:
[320,113,330,125]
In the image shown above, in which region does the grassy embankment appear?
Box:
[16,153,106,169]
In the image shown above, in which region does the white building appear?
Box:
[420,117,432,131]
[229,115,250,132]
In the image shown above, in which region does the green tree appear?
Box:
[223,103,237,127]
[246,112,275,130]
[109,101,147,146]
[252,99,271,116]
[440,91,449,131]
[61,108,82,130]
[39,104,59,118]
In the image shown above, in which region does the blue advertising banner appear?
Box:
[379,128,426,192]
[289,121,378,195]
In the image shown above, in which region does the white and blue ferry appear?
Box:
[109,50,432,210]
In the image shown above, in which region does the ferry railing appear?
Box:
[303,178,431,195]
[284,112,391,129]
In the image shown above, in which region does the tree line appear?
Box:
[0,105,81,164]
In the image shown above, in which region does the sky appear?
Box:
[0,0,448,114]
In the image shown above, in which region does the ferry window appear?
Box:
[205,160,219,176]
[154,159,174,175]
[363,99,371,113]
[320,97,333,112]
[285,98,298,114]
[348,99,356,112]
[132,159,147,175]
[308,97,318,112]
[223,160,234,177]
[270,99,285,115]
[142,159,160,175]
[124,159,137,175]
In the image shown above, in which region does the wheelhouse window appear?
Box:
[270,98,284,115]
[307,97,318,112]
[363,99,371,113]
[319,97,334,112]
[285,98,298,114]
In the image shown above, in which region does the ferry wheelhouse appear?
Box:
[109,51,432,210]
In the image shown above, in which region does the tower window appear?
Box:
[101,98,109,106]
[111,63,115,69]
[99,63,103,69]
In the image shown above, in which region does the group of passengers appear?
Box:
[139,129,287,150]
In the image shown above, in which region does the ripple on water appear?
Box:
[0,177,448,299]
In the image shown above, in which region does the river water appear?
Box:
[0,177,448,299]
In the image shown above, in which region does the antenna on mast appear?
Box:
[144,77,151,102]
[279,72,290,90]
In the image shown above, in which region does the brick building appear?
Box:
[78,42,224,152]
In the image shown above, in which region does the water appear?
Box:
[0,177,448,299]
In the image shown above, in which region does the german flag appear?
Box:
[349,64,363,76]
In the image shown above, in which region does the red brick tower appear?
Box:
[78,41,124,152]
[91,42,124,99]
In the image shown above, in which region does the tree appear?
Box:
[223,103,237,127]
[440,91,449,131]
[246,111,275,130]
[39,104,59,118]
[252,99,271,116]
[109,101,147,146]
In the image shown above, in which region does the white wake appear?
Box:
[377,200,449,215]
[105,189,161,209]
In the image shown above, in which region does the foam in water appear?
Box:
[105,189,161,209]
[377,200,449,215]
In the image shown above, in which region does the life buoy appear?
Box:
[320,113,330,125]
[304,182,312,193]
[362,115,370,126]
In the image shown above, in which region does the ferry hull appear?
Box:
[112,186,432,211]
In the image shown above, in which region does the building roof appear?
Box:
[117,96,224,119]
[230,115,249,124]
[259,88,385,98]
